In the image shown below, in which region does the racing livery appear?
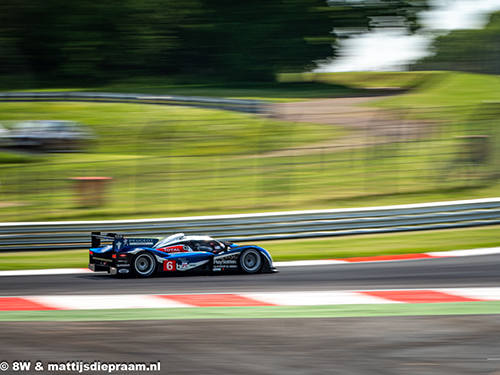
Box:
[89,232,277,277]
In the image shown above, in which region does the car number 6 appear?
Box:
[163,260,176,271]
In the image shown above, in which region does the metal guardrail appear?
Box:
[1,198,500,252]
[0,92,267,114]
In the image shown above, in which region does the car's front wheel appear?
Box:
[238,249,262,274]
[132,252,156,277]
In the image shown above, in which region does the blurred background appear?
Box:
[0,0,499,223]
[0,95,499,222]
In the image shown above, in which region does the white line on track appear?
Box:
[27,295,191,310]
[275,260,348,267]
[0,268,92,277]
[425,247,500,257]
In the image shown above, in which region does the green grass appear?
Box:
[1,302,499,321]
[0,101,342,156]
[1,71,500,223]
[0,250,88,270]
[0,101,356,222]
[17,80,362,101]
[278,71,444,89]
[1,87,500,222]
[1,225,498,271]
[298,71,500,132]
[372,71,500,110]
[279,71,500,113]
[1,139,499,222]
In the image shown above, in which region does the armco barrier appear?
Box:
[1,198,500,252]
[0,92,267,114]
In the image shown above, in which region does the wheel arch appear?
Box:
[237,246,275,273]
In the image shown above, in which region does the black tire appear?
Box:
[132,252,156,277]
[238,249,262,274]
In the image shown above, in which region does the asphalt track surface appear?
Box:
[1,315,500,375]
[1,255,499,375]
[1,254,499,296]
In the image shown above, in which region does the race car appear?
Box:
[89,232,277,277]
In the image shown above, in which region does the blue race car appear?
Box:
[89,232,277,277]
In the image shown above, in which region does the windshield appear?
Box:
[153,233,186,248]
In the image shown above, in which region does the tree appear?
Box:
[413,11,500,75]
[181,0,429,81]
[172,0,334,81]
[0,0,429,84]
[0,0,200,83]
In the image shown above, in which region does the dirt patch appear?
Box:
[0,202,25,208]
[261,96,434,158]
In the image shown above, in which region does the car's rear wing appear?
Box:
[91,232,159,251]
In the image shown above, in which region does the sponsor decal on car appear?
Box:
[214,254,238,265]
[163,258,211,272]
[126,238,157,247]
[176,258,189,271]
[156,245,190,253]
[177,262,190,270]
[115,238,126,251]
[213,253,238,269]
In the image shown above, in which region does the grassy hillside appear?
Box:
[0,101,340,156]
[372,71,500,109]
[1,71,499,223]
[278,71,443,89]
[280,71,500,108]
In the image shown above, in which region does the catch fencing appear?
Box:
[1,95,500,226]
[1,197,500,252]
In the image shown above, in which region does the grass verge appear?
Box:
[0,302,498,321]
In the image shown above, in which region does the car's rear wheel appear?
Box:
[132,252,156,277]
[238,249,262,274]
